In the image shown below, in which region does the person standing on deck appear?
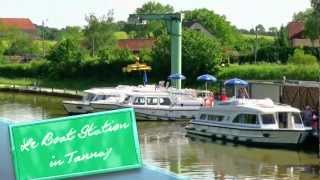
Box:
[303,105,313,127]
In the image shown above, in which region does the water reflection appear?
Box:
[0,92,318,179]
[137,122,319,180]
[0,92,68,121]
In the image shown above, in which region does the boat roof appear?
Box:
[202,98,300,114]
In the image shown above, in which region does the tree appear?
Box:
[47,38,83,64]
[276,26,289,48]
[305,13,320,45]
[58,26,83,42]
[268,27,278,35]
[128,2,174,38]
[136,1,174,14]
[293,8,314,22]
[83,12,118,56]
[255,24,266,34]
[152,30,222,84]
[312,0,320,12]
[184,9,240,46]
[4,32,39,58]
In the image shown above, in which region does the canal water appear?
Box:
[0,92,319,179]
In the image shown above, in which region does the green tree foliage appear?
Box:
[4,32,39,57]
[58,26,83,42]
[125,1,174,38]
[47,38,83,64]
[275,26,289,48]
[184,9,240,46]
[312,0,320,12]
[47,38,85,78]
[288,48,318,65]
[84,12,118,56]
[152,30,222,83]
[293,8,314,22]
[255,24,266,34]
[36,25,60,40]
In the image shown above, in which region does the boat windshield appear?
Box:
[261,114,276,124]
[83,93,96,102]
[292,112,303,124]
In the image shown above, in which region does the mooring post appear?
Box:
[318,77,320,159]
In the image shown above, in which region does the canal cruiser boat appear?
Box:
[185,98,312,146]
[90,86,210,113]
[100,91,205,121]
[62,88,116,114]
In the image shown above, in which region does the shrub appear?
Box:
[288,49,318,65]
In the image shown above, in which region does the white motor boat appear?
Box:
[186,98,312,146]
[103,91,205,121]
[62,88,112,114]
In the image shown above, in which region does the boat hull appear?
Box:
[63,101,93,114]
[186,122,311,146]
[106,104,199,121]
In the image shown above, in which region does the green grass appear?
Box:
[241,33,275,40]
[114,31,129,40]
[0,77,34,86]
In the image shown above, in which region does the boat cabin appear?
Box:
[197,99,305,130]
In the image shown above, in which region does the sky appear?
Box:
[0,0,311,30]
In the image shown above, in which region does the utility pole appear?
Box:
[254,26,258,64]
[42,20,45,57]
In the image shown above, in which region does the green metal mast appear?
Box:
[128,13,184,89]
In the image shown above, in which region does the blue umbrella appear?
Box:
[197,74,217,92]
[143,71,148,86]
[224,78,248,86]
[224,78,248,98]
[197,74,217,82]
[168,73,186,80]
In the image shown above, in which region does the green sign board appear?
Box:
[9,108,142,180]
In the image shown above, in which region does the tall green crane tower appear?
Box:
[128,13,184,89]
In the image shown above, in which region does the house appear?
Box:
[183,21,213,37]
[287,21,319,47]
[0,18,37,38]
[118,38,155,54]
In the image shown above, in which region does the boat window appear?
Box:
[133,97,145,105]
[159,97,171,105]
[207,115,224,122]
[292,112,303,124]
[200,114,207,120]
[83,93,95,101]
[147,97,158,105]
[278,112,288,128]
[261,114,275,124]
[233,114,258,124]
[94,95,106,101]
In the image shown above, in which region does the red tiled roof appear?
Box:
[118,39,155,51]
[0,18,36,32]
[287,21,304,39]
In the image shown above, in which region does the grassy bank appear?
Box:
[218,64,320,81]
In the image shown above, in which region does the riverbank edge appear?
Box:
[0,84,83,99]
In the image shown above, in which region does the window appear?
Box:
[133,97,145,105]
[147,97,158,105]
[159,98,171,105]
[233,114,258,125]
[200,114,207,120]
[262,114,275,124]
[207,115,224,122]
[292,113,303,124]
[83,93,95,101]
[278,112,288,128]
[123,96,132,104]
[94,95,106,101]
